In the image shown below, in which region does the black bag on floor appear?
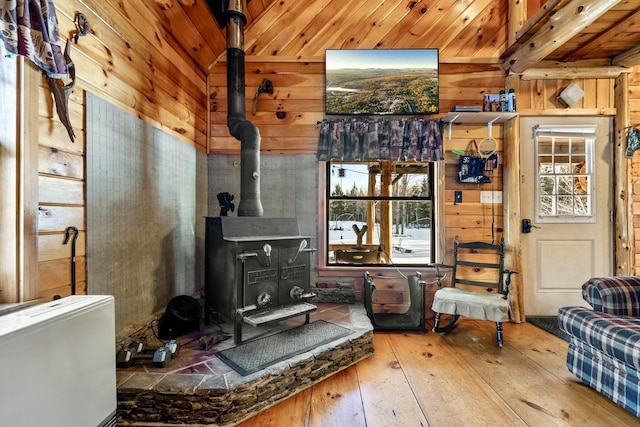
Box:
[158,296,202,340]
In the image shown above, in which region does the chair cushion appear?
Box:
[432,288,510,322]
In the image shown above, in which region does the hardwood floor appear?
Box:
[237,319,639,426]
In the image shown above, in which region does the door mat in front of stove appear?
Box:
[215,320,353,376]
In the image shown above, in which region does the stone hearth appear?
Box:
[116,303,373,425]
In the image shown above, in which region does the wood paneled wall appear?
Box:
[2,1,207,304]
[209,59,506,253]
[207,58,620,260]
[209,59,324,154]
[208,60,506,152]
[12,0,209,303]
[443,125,505,252]
[515,77,615,114]
[53,0,208,152]
[37,79,87,299]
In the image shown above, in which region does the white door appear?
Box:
[520,117,613,316]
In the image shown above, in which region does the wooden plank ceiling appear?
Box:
[157,0,640,73]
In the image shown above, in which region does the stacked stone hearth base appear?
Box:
[116,303,373,426]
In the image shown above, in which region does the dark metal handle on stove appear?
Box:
[236,249,271,267]
[287,240,308,264]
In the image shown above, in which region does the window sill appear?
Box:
[315,264,439,280]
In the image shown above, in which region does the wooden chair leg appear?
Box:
[496,321,503,347]
[433,313,459,333]
[433,312,441,331]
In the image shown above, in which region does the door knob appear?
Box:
[522,219,540,233]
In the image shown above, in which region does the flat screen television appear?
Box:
[324,48,439,116]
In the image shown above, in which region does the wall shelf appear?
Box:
[441,112,518,139]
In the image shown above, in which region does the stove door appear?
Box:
[242,248,280,308]
[279,243,311,305]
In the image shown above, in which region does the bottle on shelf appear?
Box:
[507,88,516,112]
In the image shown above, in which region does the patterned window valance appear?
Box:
[317,118,444,162]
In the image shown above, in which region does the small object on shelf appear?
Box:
[451,105,482,112]
[508,88,516,112]
[499,90,507,112]
[483,94,500,112]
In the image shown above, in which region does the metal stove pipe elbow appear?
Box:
[225,0,263,217]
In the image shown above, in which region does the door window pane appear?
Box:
[534,127,595,223]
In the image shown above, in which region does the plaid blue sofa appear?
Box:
[558,276,640,417]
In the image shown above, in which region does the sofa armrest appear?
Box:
[582,276,640,316]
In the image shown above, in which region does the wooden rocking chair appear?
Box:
[431,236,517,346]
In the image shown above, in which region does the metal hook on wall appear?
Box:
[72,12,91,44]
[252,78,274,115]
[63,226,79,295]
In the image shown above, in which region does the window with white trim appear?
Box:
[534,125,596,223]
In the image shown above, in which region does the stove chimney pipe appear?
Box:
[225,0,263,217]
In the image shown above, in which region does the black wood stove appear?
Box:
[204,216,316,344]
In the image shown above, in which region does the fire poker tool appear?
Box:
[63,226,79,295]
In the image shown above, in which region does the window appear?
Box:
[326,160,434,266]
[534,125,596,222]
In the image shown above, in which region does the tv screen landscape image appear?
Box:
[325,49,439,116]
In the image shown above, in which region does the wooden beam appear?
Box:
[502,99,524,322]
[366,172,375,245]
[517,0,565,40]
[613,42,640,68]
[507,0,526,46]
[17,59,40,302]
[503,0,622,74]
[520,66,630,80]
[434,161,446,264]
[501,0,565,60]
[532,58,618,68]
[380,162,392,260]
[614,72,633,275]
[0,56,18,303]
